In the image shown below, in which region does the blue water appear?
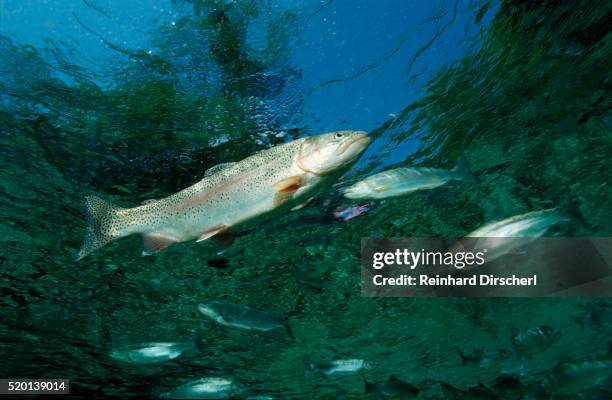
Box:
[0,0,495,167]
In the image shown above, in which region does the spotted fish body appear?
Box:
[77,131,370,260]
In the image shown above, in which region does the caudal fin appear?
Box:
[453,156,479,184]
[77,195,123,261]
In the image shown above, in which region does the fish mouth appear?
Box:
[336,132,371,156]
[352,133,372,148]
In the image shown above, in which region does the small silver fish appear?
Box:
[109,342,192,364]
[198,300,290,336]
[308,358,374,377]
[159,377,242,399]
[77,131,370,259]
[540,359,612,395]
[343,157,474,200]
[512,325,562,357]
[467,208,568,238]
[455,208,569,264]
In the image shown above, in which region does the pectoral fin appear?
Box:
[274,175,304,193]
[273,175,304,207]
[142,233,179,256]
[197,224,230,242]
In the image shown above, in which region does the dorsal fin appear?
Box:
[205,162,236,177]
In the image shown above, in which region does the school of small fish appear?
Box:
[81,130,606,398]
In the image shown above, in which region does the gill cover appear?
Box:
[297,131,369,175]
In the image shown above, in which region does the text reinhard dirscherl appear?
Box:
[370,248,537,288]
[373,274,537,287]
[362,238,612,297]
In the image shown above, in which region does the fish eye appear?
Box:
[335,132,344,139]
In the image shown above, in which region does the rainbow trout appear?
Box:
[77,131,370,260]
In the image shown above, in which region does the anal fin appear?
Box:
[142,233,179,256]
[291,197,313,211]
[197,224,230,242]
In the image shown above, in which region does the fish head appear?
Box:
[342,180,372,199]
[297,131,370,175]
